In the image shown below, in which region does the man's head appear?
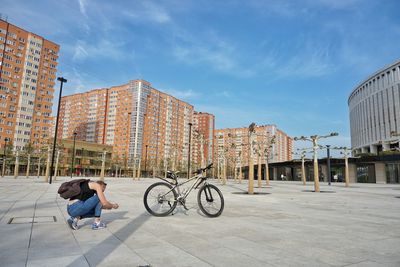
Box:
[96,180,107,192]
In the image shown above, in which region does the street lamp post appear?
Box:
[343,148,350,187]
[187,122,193,179]
[301,152,306,185]
[317,144,332,185]
[49,77,67,184]
[326,145,331,185]
[100,149,106,181]
[14,150,19,179]
[70,132,77,178]
[2,137,9,177]
[238,151,242,183]
[81,148,85,177]
[144,144,148,176]
[294,132,338,192]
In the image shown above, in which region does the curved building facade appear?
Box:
[348,60,400,154]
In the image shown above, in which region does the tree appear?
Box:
[23,142,34,178]
[262,134,275,186]
[248,123,256,194]
[35,145,47,178]
[1,140,13,177]
[53,143,64,180]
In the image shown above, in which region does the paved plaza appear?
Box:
[0,176,399,267]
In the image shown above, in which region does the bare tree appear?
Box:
[248,123,256,194]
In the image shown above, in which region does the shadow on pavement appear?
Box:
[302,190,336,193]
[67,211,150,267]
[77,211,130,228]
[231,192,271,195]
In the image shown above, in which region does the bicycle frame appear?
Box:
[157,172,207,201]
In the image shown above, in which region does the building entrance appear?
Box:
[386,163,400,183]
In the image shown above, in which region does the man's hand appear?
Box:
[112,203,119,209]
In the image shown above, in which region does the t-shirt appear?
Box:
[70,180,96,201]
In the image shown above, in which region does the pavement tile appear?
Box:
[134,243,212,267]
[0,246,28,267]
[0,177,399,267]
[27,255,89,267]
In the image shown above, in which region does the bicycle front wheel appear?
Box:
[197,184,224,217]
[143,182,177,217]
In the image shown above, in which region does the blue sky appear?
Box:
[2,0,400,151]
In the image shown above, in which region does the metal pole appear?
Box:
[100,150,106,181]
[37,156,41,178]
[70,132,77,178]
[54,150,60,181]
[326,145,331,185]
[14,150,19,178]
[344,148,350,187]
[49,77,67,184]
[144,144,148,175]
[301,154,306,185]
[2,138,8,177]
[187,123,193,179]
[81,148,85,176]
[26,154,30,178]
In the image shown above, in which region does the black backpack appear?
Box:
[57,179,89,199]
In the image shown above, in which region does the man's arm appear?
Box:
[88,182,119,209]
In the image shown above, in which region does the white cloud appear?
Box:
[122,1,171,24]
[71,39,129,62]
[161,88,200,100]
[171,31,255,78]
[248,0,308,18]
[173,44,235,72]
[59,67,106,96]
[215,90,231,98]
[78,0,88,17]
[255,39,335,79]
[72,44,89,61]
[277,47,333,78]
[310,0,362,10]
[143,1,171,23]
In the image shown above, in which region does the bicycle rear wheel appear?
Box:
[197,184,224,217]
[143,182,177,217]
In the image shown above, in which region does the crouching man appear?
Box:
[67,180,119,230]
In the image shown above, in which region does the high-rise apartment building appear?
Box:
[59,80,194,172]
[214,125,292,170]
[0,19,59,151]
[59,83,132,150]
[142,89,193,172]
[192,111,215,168]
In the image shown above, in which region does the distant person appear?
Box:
[333,174,338,182]
[66,180,119,230]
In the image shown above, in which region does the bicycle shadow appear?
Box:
[171,205,210,218]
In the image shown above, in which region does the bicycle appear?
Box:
[143,163,224,218]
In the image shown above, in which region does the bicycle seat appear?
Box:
[166,171,178,179]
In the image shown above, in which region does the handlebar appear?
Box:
[192,163,213,175]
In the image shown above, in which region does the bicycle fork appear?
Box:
[204,185,214,202]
